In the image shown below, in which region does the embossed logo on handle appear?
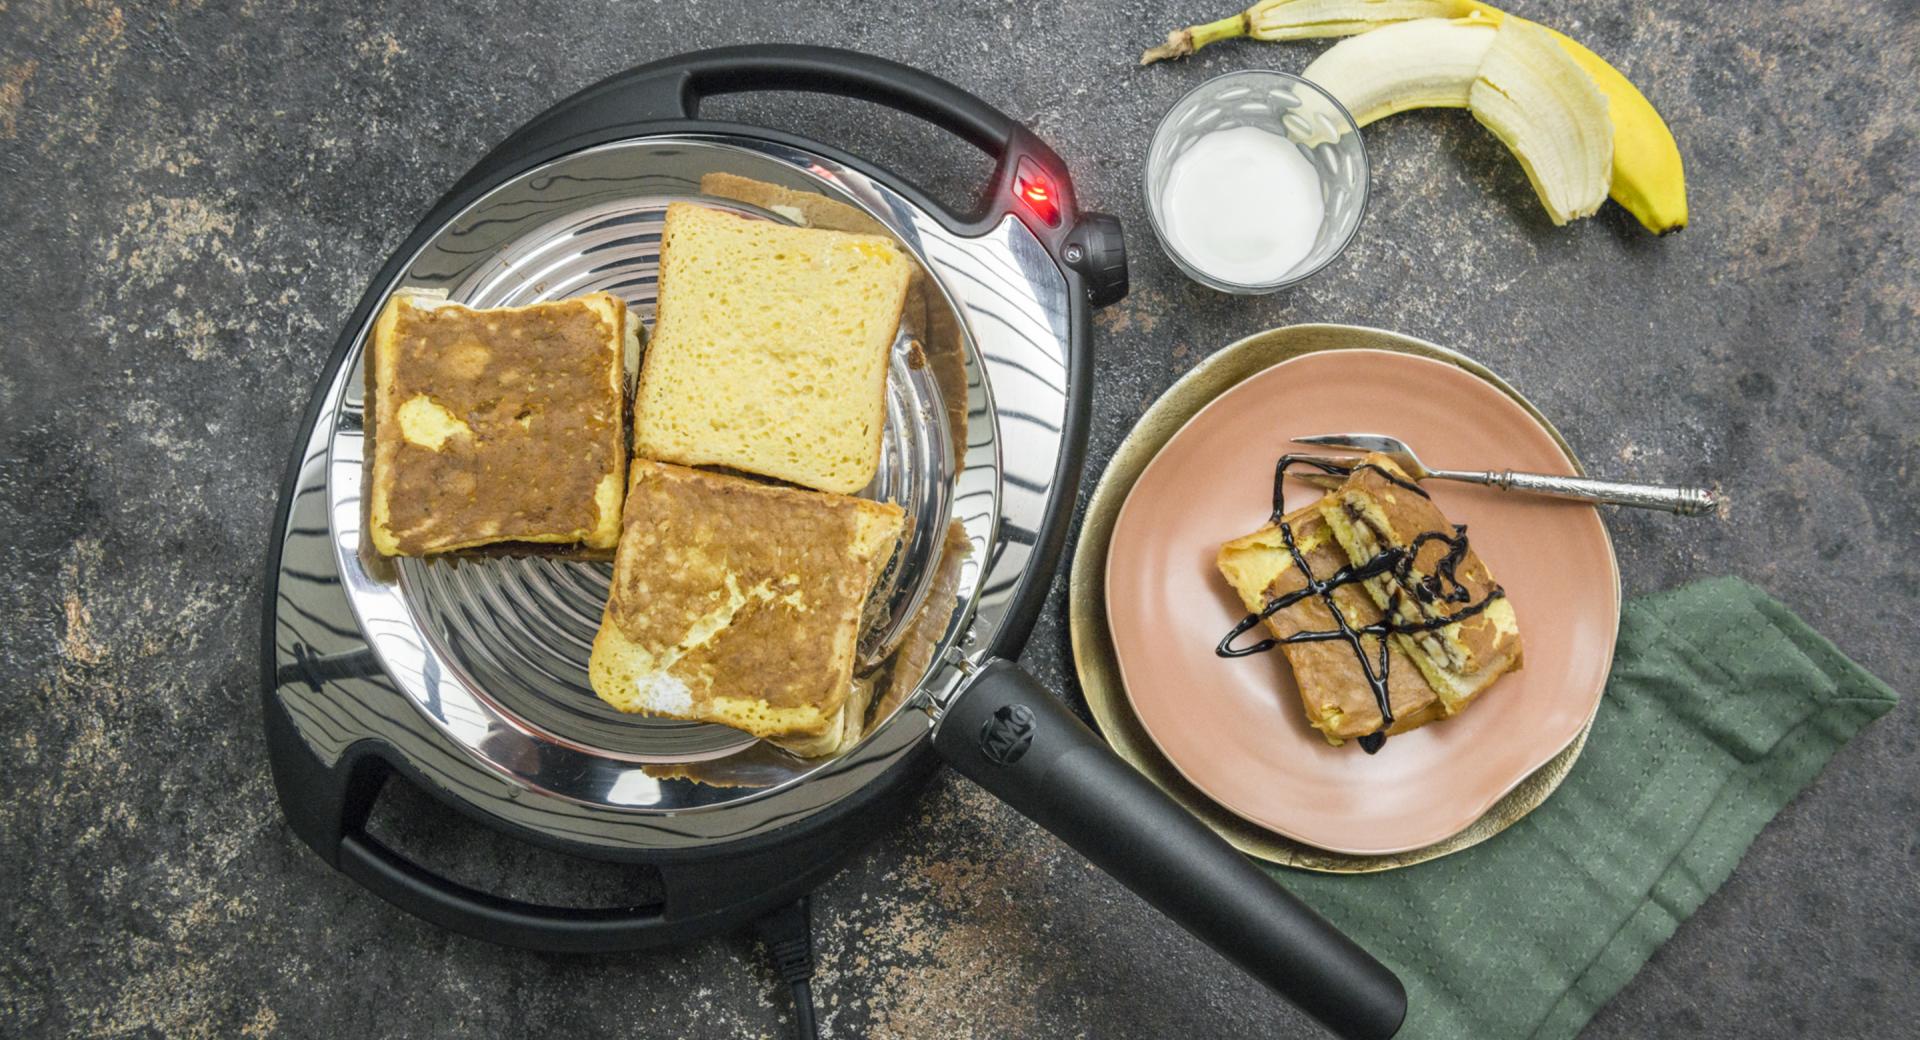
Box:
[979,703,1036,765]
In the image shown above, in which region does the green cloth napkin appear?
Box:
[1276,577,1900,1040]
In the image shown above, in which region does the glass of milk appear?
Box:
[1145,71,1369,294]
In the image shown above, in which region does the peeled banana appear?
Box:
[1302,17,1610,225]
[1298,18,1494,125]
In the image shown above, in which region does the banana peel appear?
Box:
[1142,0,1687,233]
[1141,0,1468,63]
[1468,18,1612,224]
[1464,2,1686,233]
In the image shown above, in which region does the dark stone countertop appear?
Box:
[2,1,1915,1037]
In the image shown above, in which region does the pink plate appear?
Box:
[1105,349,1619,855]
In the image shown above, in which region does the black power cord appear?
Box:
[755,897,819,1040]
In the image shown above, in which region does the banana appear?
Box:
[1467,18,1612,224]
[1300,18,1495,125]
[1302,17,1611,225]
[1142,0,1688,233]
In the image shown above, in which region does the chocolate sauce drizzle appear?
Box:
[1216,456,1505,754]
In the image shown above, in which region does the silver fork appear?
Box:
[1290,433,1722,516]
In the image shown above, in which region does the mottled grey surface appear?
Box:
[2,0,1916,1037]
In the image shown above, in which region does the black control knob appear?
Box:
[1064,212,1128,308]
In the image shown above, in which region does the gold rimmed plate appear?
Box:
[1069,325,1620,871]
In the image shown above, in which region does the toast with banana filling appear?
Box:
[1218,505,1445,744]
[366,291,632,557]
[1216,454,1522,749]
[1317,455,1523,715]
[588,461,904,757]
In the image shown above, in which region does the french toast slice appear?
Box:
[1218,504,1445,744]
[632,203,914,495]
[1317,455,1523,715]
[367,291,630,556]
[588,461,904,755]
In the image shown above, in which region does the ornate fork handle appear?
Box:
[1431,469,1721,516]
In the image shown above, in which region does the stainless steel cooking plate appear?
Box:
[322,134,1054,811]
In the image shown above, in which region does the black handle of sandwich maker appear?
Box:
[498,45,1096,249]
[641,46,1028,160]
[627,45,1071,222]
[337,832,675,953]
[935,660,1407,1040]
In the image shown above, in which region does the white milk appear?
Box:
[1160,125,1326,286]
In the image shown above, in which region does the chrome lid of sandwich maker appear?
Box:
[281,134,1072,845]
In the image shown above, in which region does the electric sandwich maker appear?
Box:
[261,45,1404,1039]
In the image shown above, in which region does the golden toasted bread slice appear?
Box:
[632,203,915,495]
[367,291,630,557]
[1219,504,1444,744]
[588,461,904,755]
[1317,455,1523,715]
[693,177,964,475]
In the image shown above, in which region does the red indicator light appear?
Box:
[1013,159,1061,226]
